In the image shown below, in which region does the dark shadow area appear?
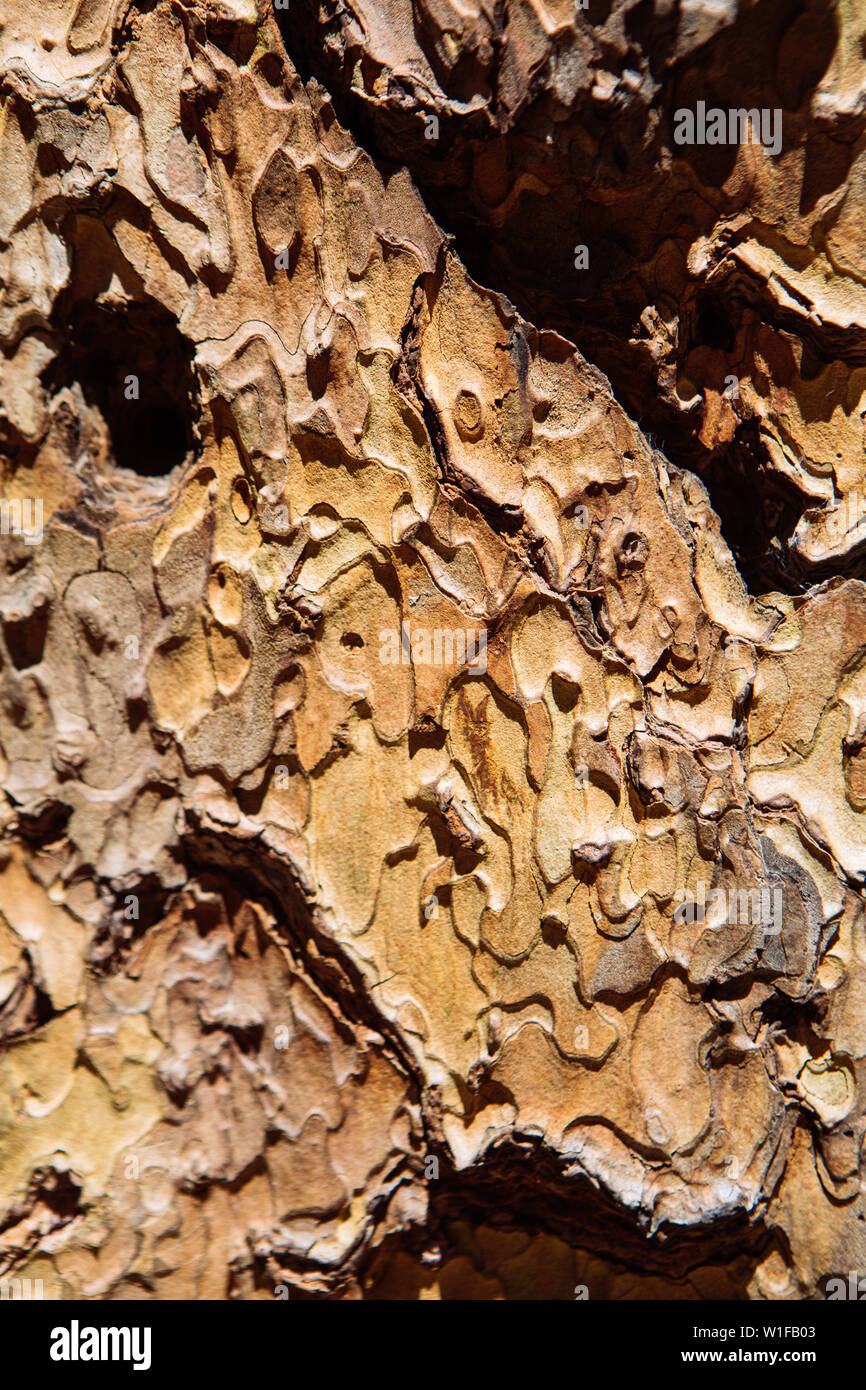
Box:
[274,0,848,597]
[185,830,788,1299]
[45,296,198,480]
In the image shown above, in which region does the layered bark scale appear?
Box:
[0,0,865,1298]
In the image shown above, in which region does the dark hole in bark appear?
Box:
[3,601,48,670]
[694,295,737,354]
[45,297,198,479]
[306,347,331,401]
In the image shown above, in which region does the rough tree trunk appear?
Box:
[0,0,865,1299]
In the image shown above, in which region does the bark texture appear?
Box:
[1,0,865,1299]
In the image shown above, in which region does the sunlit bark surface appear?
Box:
[1,0,865,1299]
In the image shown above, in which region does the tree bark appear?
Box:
[0,0,864,1299]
